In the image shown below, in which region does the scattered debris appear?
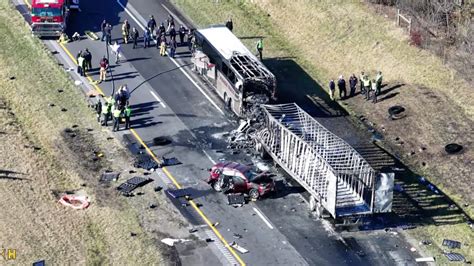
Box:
[154,186,163,192]
[100,171,120,182]
[445,143,463,155]
[160,156,182,167]
[149,204,157,209]
[161,238,191,247]
[410,247,417,252]
[205,238,214,243]
[388,105,406,120]
[233,233,242,239]
[58,194,90,209]
[130,232,137,237]
[9,76,15,80]
[134,154,159,170]
[212,222,219,227]
[229,241,249,254]
[167,188,192,199]
[117,176,152,194]
[415,257,435,262]
[189,228,198,233]
[228,194,245,206]
[61,108,67,112]
[57,89,64,93]
[153,136,171,146]
[49,103,55,107]
[420,240,432,245]
[74,80,82,86]
[32,260,45,266]
[445,252,465,262]
[398,224,416,230]
[442,239,461,249]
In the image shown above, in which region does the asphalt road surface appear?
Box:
[14,0,422,265]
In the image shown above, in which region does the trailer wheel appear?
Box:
[249,189,259,200]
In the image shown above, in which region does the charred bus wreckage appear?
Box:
[192,26,276,117]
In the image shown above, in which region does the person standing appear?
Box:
[225,17,233,32]
[375,71,383,96]
[166,15,175,32]
[169,25,176,41]
[95,98,102,123]
[178,25,186,46]
[147,15,156,38]
[99,56,109,83]
[77,53,85,77]
[256,38,263,61]
[143,28,151,48]
[83,48,92,72]
[100,20,107,41]
[102,96,113,126]
[359,71,366,94]
[363,77,372,101]
[160,38,167,56]
[124,104,132,129]
[122,20,130,44]
[372,79,378,103]
[329,79,336,101]
[111,41,122,64]
[337,75,346,100]
[131,27,139,49]
[349,74,357,97]
[105,23,112,45]
[112,105,122,132]
[169,38,177,58]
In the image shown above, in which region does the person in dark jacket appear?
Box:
[178,25,186,46]
[143,28,151,48]
[349,74,357,97]
[169,25,176,41]
[225,17,233,32]
[147,15,156,37]
[82,48,92,72]
[337,75,346,100]
[100,20,107,41]
[131,27,139,49]
[329,79,335,101]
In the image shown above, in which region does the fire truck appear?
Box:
[30,0,79,37]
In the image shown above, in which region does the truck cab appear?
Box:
[31,0,78,37]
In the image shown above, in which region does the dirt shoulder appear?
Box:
[0,1,187,264]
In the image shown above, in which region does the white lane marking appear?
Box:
[202,150,216,164]
[161,4,186,27]
[149,90,166,108]
[116,0,225,116]
[253,207,274,229]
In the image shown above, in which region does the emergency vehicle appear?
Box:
[30,0,79,37]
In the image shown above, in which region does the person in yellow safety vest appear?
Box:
[371,79,378,103]
[101,98,110,126]
[122,20,130,44]
[363,76,372,101]
[375,71,383,95]
[160,39,167,56]
[256,38,263,61]
[359,71,366,94]
[124,104,132,129]
[112,105,122,132]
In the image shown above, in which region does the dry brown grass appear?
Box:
[0,1,185,264]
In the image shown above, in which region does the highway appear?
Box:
[14,0,421,265]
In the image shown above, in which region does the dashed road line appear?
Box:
[149,90,166,108]
[253,207,274,229]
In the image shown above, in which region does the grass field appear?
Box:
[0,1,182,264]
[171,0,473,262]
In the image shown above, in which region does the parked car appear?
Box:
[208,161,275,200]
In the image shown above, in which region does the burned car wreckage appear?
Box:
[192,26,276,117]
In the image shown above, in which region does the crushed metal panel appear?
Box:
[445,252,465,262]
[373,173,394,213]
[442,239,461,249]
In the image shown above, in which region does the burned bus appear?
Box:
[192,26,276,117]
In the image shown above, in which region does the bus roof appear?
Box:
[32,0,64,7]
[197,26,257,61]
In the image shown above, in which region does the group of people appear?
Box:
[329,71,383,103]
[76,48,92,77]
[103,15,193,58]
[95,85,132,132]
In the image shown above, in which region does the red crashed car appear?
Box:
[208,162,275,200]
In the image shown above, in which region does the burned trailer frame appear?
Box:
[254,103,393,218]
[192,26,276,117]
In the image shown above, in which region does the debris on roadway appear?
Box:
[160,238,191,247]
[229,241,249,254]
[117,176,152,194]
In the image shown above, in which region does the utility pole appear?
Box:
[105,38,116,96]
